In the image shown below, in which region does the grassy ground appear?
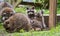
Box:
[0,23,60,36]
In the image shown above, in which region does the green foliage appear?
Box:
[35,0,49,9]
[57,0,60,3]
[57,8,60,14]
[15,7,26,14]
[57,4,60,8]
[14,7,60,14]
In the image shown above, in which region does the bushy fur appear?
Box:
[3,13,32,33]
[0,7,15,22]
[30,18,43,31]
[35,10,47,29]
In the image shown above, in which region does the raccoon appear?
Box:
[3,13,32,33]
[0,7,15,22]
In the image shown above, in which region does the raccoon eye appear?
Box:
[32,6,35,9]
[10,12,14,15]
[32,21,34,23]
[10,14,13,16]
[27,7,29,10]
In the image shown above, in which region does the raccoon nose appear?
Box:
[6,21,9,24]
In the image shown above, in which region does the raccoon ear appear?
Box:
[31,6,35,9]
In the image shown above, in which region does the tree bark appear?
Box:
[14,0,22,8]
[49,0,57,28]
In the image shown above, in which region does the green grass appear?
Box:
[0,23,60,36]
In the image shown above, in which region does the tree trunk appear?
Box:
[49,0,57,28]
[14,0,22,8]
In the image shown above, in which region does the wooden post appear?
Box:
[12,0,15,7]
[49,0,57,28]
